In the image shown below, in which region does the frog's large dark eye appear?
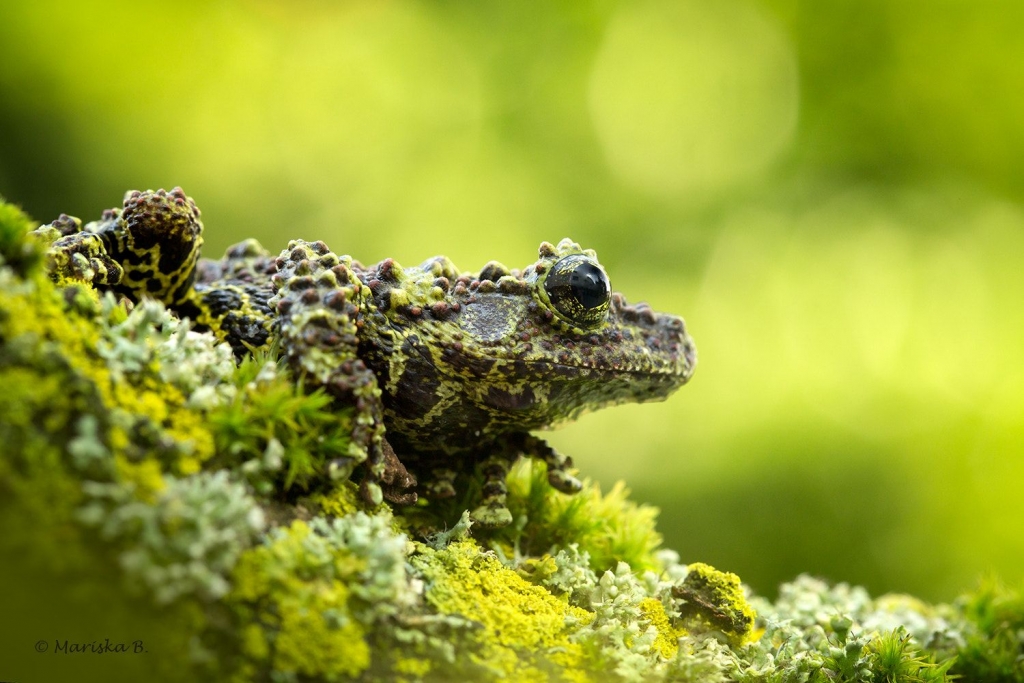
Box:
[543,254,611,327]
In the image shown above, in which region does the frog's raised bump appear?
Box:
[39,187,696,526]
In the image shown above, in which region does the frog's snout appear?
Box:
[662,312,696,384]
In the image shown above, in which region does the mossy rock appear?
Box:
[1,196,1020,682]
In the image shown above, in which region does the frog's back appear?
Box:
[182,239,281,356]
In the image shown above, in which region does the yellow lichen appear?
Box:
[239,622,269,661]
[114,455,167,501]
[309,481,363,518]
[230,521,372,680]
[679,562,757,646]
[0,265,215,498]
[412,539,595,681]
[272,579,369,679]
[639,597,685,659]
[393,655,432,680]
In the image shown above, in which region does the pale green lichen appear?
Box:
[76,471,265,603]
[96,297,239,411]
[2,195,1022,682]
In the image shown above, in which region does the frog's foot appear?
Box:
[521,434,583,494]
[469,455,515,528]
[324,359,388,508]
[380,439,418,506]
[45,230,124,288]
[423,467,457,500]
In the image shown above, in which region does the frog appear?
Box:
[37,187,696,527]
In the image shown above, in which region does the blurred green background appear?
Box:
[3,0,1023,603]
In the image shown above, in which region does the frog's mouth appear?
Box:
[383,325,694,431]
[522,303,697,389]
[525,353,694,399]
[531,353,694,384]
[450,329,694,410]
[467,356,691,423]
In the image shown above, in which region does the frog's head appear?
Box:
[374,238,695,430]
[515,238,694,413]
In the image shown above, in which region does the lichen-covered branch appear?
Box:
[1,196,1020,682]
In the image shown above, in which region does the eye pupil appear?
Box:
[570,263,607,310]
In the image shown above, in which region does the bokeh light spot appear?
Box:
[588,0,799,197]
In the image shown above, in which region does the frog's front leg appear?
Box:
[468,434,583,528]
[271,240,414,507]
[470,454,517,528]
[514,433,583,494]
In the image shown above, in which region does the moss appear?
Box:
[0,511,210,683]
[205,348,357,496]
[0,260,218,496]
[867,627,956,683]
[950,578,1024,682]
[0,196,43,277]
[392,655,433,681]
[490,458,664,574]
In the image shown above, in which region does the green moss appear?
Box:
[867,627,956,683]
[0,196,43,277]
[206,348,357,496]
[392,655,433,680]
[0,514,210,683]
[951,578,1024,682]
[495,458,664,574]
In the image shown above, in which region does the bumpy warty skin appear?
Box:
[356,239,696,459]
[39,187,696,526]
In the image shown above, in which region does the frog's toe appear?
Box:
[380,440,418,505]
[548,469,583,494]
[359,479,384,507]
[327,456,359,480]
[423,467,458,499]
[382,486,417,506]
[469,504,513,529]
